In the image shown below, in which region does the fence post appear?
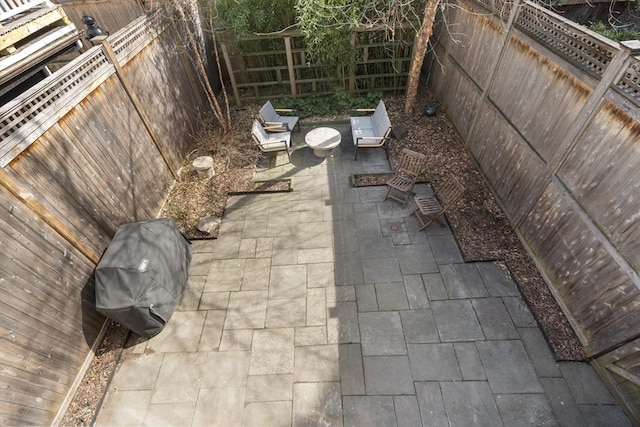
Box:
[284,37,297,98]
[97,39,179,180]
[221,43,241,107]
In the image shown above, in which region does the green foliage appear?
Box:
[214,0,297,34]
[588,21,640,42]
[281,88,383,117]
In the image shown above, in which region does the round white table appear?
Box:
[305,127,341,158]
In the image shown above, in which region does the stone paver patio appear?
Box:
[95,124,631,426]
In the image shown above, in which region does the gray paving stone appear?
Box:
[266,212,300,237]
[146,311,206,353]
[298,221,333,249]
[359,311,406,356]
[343,396,396,427]
[441,381,502,427]
[270,265,307,299]
[375,282,409,310]
[340,343,365,395]
[293,382,343,427]
[431,300,485,342]
[327,301,360,344]
[267,298,307,328]
[142,402,196,427]
[503,295,537,327]
[206,259,245,291]
[540,377,586,427]
[377,200,409,220]
[477,340,544,393]
[439,263,488,298]
[243,401,292,427]
[151,352,208,403]
[428,235,464,264]
[295,345,340,382]
[578,404,632,427]
[407,343,462,381]
[246,374,294,402]
[363,258,403,283]
[295,326,328,346]
[328,285,356,303]
[201,351,250,388]
[415,382,449,427]
[363,355,415,395]
[190,239,216,253]
[307,262,335,288]
[453,342,486,380]
[219,329,253,351]
[298,247,333,264]
[179,275,205,311]
[256,237,273,258]
[238,237,257,258]
[95,390,151,426]
[355,284,378,312]
[471,297,519,339]
[333,222,360,253]
[212,235,241,259]
[475,261,520,296]
[272,247,298,265]
[495,393,558,427]
[199,291,230,310]
[400,310,439,344]
[403,274,430,309]
[359,186,387,203]
[421,273,448,300]
[198,310,225,351]
[192,387,244,427]
[250,328,295,375]
[355,212,383,236]
[242,258,271,290]
[394,395,422,427]
[225,291,268,329]
[519,327,561,378]
[395,244,438,274]
[335,253,365,285]
[220,219,245,237]
[306,288,327,326]
[359,236,396,259]
[110,353,163,390]
[559,362,617,405]
[189,252,213,276]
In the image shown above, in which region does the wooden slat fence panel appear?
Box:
[616,55,640,107]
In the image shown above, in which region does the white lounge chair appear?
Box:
[251,119,291,163]
[258,101,300,132]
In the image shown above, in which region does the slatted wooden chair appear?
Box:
[385,149,427,208]
[412,174,465,230]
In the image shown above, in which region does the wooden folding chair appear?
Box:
[385,149,427,208]
[412,174,465,230]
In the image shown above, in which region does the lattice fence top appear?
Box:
[515,1,617,78]
[473,0,513,25]
[110,12,161,65]
[0,47,113,166]
[617,56,640,107]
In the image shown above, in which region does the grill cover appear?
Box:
[95,219,192,337]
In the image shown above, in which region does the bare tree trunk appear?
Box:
[170,0,231,132]
[404,0,440,114]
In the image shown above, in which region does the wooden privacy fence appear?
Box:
[220,27,416,105]
[427,0,640,420]
[0,11,203,426]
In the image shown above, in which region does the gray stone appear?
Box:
[219,329,253,351]
[453,342,486,380]
[295,326,327,346]
[428,235,464,264]
[343,396,396,427]
[431,300,484,342]
[471,298,519,339]
[503,295,537,327]
[539,377,586,427]
[363,257,403,283]
[559,362,617,405]
[224,291,268,329]
[495,393,558,427]
[189,252,213,276]
[355,212,383,236]
[298,247,333,264]
[340,343,365,395]
[246,374,293,402]
[205,259,245,291]
[403,274,430,309]
[147,311,206,353]
[243,401,292,427]
[359,236,396,259]
[306,288,327,326]
[415,382,449,427]
[395,244,438,274]
[293,382,343,427]
[142,402,196,427]
[212,235,241,259]
[421,273,448,300]
[294,345,340,382]
[266,298,306,328]
[407,343,462,381]
[363,356,415,395]
[196,216,222,234]
[477,340,543,393]
[201,351,250,388]
[335,252,365,285]
[198,310,225,351]
[400,310,439,344]
[307,262,335,288]
[192,387,245,426]
[151,352,208,403]
[327,301,360,344]
[375,282,409,310]
[199,291,230,310]
[249,328,294,375]
[270,265,307,299]
[238,238,257,258]
[578,404,632,427]
[439,263,488,298]
[110,353,163,391]
[359,311,406,356]
[242,257,271,290]
[519,327,561,378]
[441,382,502,427]
[355,284,378,312]
[95,390,151,426]
[179,275,205,311]
[394,396,422,427]
[475,261,520,296]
